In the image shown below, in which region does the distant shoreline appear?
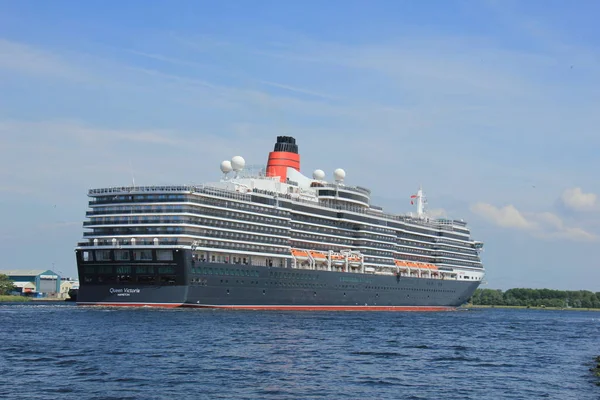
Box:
[464,304,600,311]
[0,295,32,302]
[0,296,71,303]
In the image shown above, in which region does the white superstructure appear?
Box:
[78,136,485,284]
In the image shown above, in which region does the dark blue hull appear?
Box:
[76,250,480,310]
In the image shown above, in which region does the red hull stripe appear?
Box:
[77,303,455,311]
[187,304,455,311]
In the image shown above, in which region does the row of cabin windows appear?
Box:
[400,233,437,243]
[291,222,354,239]
[396,246,432,256]
[86,238,178,247]
[197,239,287,254]
[191,194,287,216]
[440,232,470,241]
[90,204,288,227]
[438,259,482,268]
[436,238,476,248]
[83,275,178,284]
[198,254,284,267]
[202,229,287,244]
[340,276,373,284]
[268,271,319,281]
[355,232,396,242]
[290,240,345,253]
[351,224,396,235]
[88,227,287,247]
[389,255,435,263]
[292,231,349,245]
[90,216,288,235]
[363,257,396,265]
[354,240,395,250]
[192,267,260,277]
[362,286,456,293]
[398,239,435,249]
[434,244,479,256]
[268,281,326,288]
[435,251,481,262]
[94,193,286,217]
[293,214,355,230]
[360,248,395,258]
[83,265,176,275]
[83,250,173,262]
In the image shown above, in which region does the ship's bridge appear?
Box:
[314,183,371,208]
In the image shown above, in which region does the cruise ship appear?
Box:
[75,136,484,310]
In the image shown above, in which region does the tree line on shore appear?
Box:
[0,274,14,295]
[469,288,600,308]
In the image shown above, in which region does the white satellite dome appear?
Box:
[220,160,232,173]
[334,168,346,182]
[231,156,246,172]
[312,169,325,181]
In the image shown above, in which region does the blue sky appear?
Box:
[1,0,599,290]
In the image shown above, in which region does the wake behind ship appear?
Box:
[75,136,485,310]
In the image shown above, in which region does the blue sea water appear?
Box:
[0,304,598,399]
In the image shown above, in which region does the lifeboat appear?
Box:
[406,262,420,275]
[427,263,439,277]
[310,251,327,263]
[394,260,409,269]
[348,255,361,265]
[291,249,310,260]
[330,253,345,265]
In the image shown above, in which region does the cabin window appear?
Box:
[158,266,175,275]
[157,250,174,261]
[136,266,154,274]
[95,250,111,261]
[82,251,91,262]
[97,266,113,274]
[115,250,130,261]
[116,266,132,274]
[134,250,153,260]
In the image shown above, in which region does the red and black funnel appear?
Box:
[266,136,300,182]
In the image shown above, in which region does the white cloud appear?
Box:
[560,187,597,211]
[471,202,598,242]
[470,203,533,229]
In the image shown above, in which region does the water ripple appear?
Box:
[0,305,599,399]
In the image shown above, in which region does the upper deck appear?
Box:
[87,183,470,235]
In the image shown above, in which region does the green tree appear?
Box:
[469,288,600,308]
[0,274,15,295]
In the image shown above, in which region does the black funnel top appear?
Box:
[273,136,298,154]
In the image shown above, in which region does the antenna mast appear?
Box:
[416,185,426,218]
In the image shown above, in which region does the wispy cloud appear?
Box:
[471,187,599,242]
[0,119,183,147]
[2,32,598,208]
[258,80,341,100]
[0,38,91,81]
